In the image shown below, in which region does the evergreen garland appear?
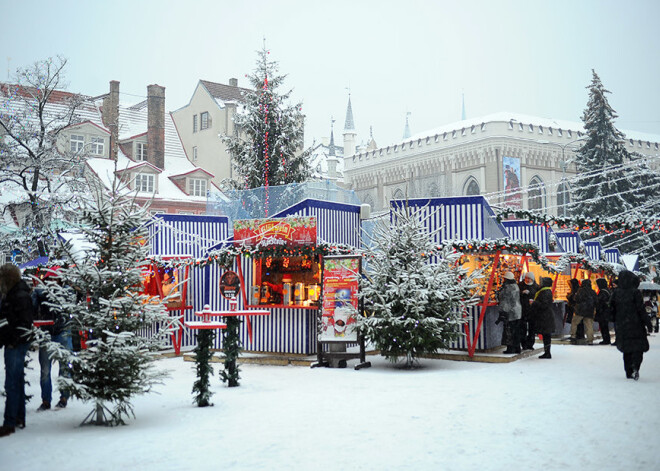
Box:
[192,329,216,407]
[220,317,242,387]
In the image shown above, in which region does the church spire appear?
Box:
[329,118,336,157]
[461,92,466,120]
[344,94,355,131]
[402,111,411,139]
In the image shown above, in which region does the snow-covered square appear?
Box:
[3,336,659,471]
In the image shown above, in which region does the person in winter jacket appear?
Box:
[570,279,597,345]
[0,263,35,437]
[32,268,73,411]
[530,277,555,359]
[497,271,522,354]
[610,270,652,380]
[595,278,612,345]
[565,278,580,325]
[519,272,539,350]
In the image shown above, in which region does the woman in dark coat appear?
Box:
[530,277,555,359]
[571,279,597,344]
[610,270,652,380]
[595,278,612,345]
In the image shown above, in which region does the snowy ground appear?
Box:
[3,335,660,471]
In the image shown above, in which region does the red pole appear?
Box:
[469,250,501,357]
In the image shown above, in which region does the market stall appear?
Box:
[202,199,364,355]
[392,196,512,357]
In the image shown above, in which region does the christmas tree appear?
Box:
[573,70,633,218]
[223,43,312,214]
[48,174,177,426]
[573,70,660,267]
[357,203,480,368]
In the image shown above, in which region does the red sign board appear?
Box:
[320,256,361,342]
[233,217,317,248]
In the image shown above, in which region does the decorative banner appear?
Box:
[503,156,522,209]
[233,217,317,248]
[219,270,240,300]
[320,256,360,342]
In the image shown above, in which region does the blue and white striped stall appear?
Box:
[501,220,565,253]
[390,196,510,242]
[584,241,603,261]
[604,248,621,265]
[390,196,509,353]
[554,231,584,255]
[216,199,365,355]
[148,214,231,351]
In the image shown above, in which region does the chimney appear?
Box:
[102,80,120,159]
[147,84,165,169]
[229,78,238,87]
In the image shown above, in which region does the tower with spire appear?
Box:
[327,118,340,179]
[402,111,411,139]
[343,93,356,158]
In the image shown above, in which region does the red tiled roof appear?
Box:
[200,80,251,102]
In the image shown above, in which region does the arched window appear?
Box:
[463,177,480,196]
[557,181,570,217]
[392,188,405,200]
[528,176,546,211]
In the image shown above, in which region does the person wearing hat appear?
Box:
[497,271,522,354]
[519,272,539,350]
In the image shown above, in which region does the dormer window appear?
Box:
[91,137,104,156]
[136,142,147,161]
[70,134,84,152]
[135,173,155,192]
[189,178,207,197]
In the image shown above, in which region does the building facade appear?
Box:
[171,79,250,187]
[342,111,660,214]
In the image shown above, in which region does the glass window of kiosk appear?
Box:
[249,255,321,308]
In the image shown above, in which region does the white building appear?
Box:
[341,110,660,214]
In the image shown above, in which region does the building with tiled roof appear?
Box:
[171,78,251,187]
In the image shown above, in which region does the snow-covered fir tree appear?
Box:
[46,173,177,426]
[357,203,481,368]
[223,45,312,193]
[572,70,633,218]
[572,70,660,267]
[0,56,87,257]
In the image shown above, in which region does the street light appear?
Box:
[538,137,588,217]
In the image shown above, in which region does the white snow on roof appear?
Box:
[408,111,660,145]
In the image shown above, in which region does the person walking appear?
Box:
[32,269,73,411]
[595,278,612,345]
[519,272,539,350]
[610,270,652,380]
[497,271,522,354]
[0,264,35,437]
[530,277,555,359]
[570,279,597,345]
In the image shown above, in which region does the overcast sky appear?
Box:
[3,0,659,149]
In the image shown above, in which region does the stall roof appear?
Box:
[390,195,509,242]
[501,219,566,253]
[554,231,584,255]
[584,241,604,262]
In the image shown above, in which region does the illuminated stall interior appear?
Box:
[248,254,321,307]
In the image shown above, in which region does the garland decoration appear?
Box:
[443,238,621,277]
[495,208,660,235]
[147,243,354,270]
